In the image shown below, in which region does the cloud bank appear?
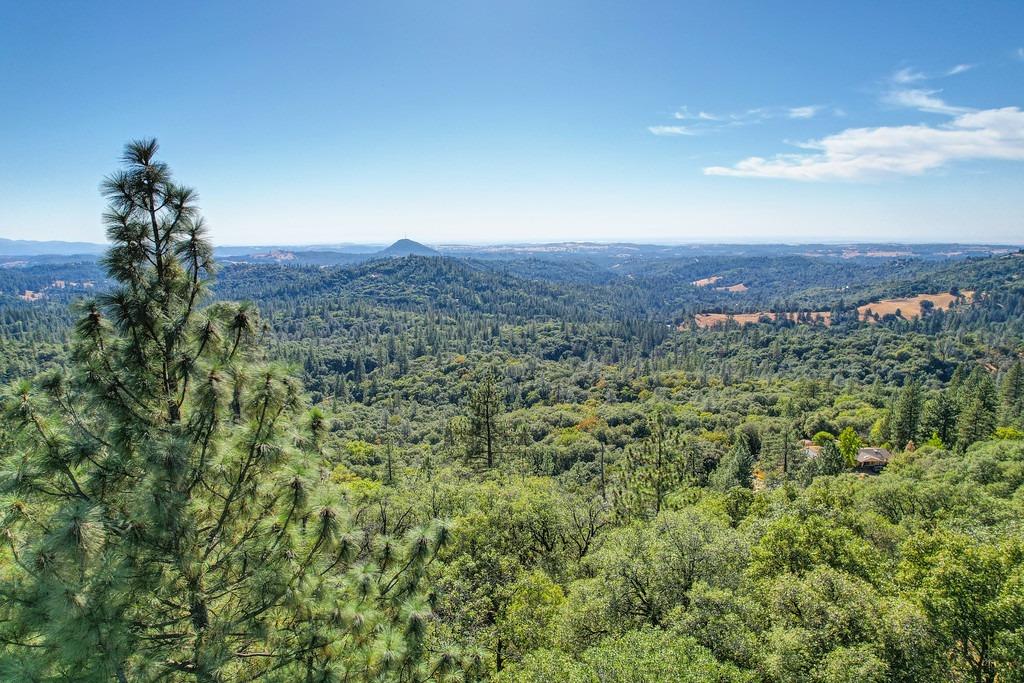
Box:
[704,107,1024,181]
[654,62,1024,181]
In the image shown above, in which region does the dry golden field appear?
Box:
[857,291,974,322]
[692,275,722,287]
[689,290,973,329]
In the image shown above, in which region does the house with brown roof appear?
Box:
[855,447,892,473]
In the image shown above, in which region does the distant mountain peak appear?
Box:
[377,239,439,257]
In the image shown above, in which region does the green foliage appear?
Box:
[710,432,754,490]
[836,426,862,467]
[899,532,1024,683]
[993,425,1024,440]
[958,368,999,451]
[558,507,746,648]
[500,628,755,683]
[811,430,836,445]
[612,408,691,519]
[805,439,848,478]
[891,376,924,449]
[1000,360,1024,429]
[451,369,507,469]
[496,571,564,660]
[3,153,1024,681]
[924,391,959,448]
[0,141,445,681]
[749,514,877,581]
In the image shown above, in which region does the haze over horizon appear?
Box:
[2,1,1023,245]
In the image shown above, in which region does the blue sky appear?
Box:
[1,1,1023,245]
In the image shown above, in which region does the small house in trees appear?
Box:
[855,447,892,473]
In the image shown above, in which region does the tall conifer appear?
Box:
[0,140,446,681]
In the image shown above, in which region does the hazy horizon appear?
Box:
[3,2,1023,245]
[4,235,1023,251]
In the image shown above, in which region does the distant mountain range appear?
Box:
[221,239,440,265]
[0,237,440,264]
[0,238,107,256]
[0,236,1019,264]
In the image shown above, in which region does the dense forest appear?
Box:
[1,142,1023,682]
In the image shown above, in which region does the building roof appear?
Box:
[856,447,892,465]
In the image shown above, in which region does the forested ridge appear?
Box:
[1,142,1023,682]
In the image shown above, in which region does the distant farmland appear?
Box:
[692,276,748,292]
[690,290,973,329]
[857,291,974,322]
[715,283,748,293]
[692,311,832,329]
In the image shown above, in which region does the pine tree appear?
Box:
[1000,361,1024,428]
[923,391,959,447]
[948,364,968,401]
[710,432,753,490]
[760,427,802,480]
[614,408,685,519]
[816,439,848,475]
[957,368,999,450]
[0,140,446,681]
[891,377,924,450]
[457,370,506,469]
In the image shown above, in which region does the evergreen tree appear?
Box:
[957,368,999,450]
[948,364,968,402]
[710,432,753,490]
[890,377,923,450]
[614,408,684,519]
[469,372,502,469]
[452,368,507,471]
[816,440,848,476]
[760,427,802,480]
[1000,361,1024,428]
[0,140,446,681]
[923,391,959,448]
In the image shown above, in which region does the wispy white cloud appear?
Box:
[674,108,723,122]
[881,62,981,116]
[892,63,977,83]
[652,104,825,135]
[1017,47,1024,60]
[704,107,1024,181]
[673,106,764,124]
[891,67,926,84]
[788,105,823,119]
[946,63,974,76]
[882,88,973,115]
[648,125,698,136]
